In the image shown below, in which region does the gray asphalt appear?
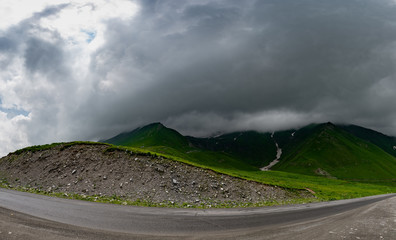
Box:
[0,188,395,237]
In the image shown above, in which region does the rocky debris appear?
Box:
[314,168,336,179]
[0,144,312,207]
[172,179,179,185]
[261,137,282,171]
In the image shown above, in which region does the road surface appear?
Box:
[0,188,395,239]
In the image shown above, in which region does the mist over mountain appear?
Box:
[2,0,396,156]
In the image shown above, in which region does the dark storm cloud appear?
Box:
[0,4,68,74]
[0,4,76,147]
[24,37,68,79]
[77,0,396,138]
[4,0,396,154]
[0,37,16,52]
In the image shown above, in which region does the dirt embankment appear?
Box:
[0,143,312,207]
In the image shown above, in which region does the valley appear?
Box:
[260,135,282,171]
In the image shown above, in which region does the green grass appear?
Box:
[104,123,191,150]
[187,131,277,168]
[3,121,396,207]
[0,177,316,208]
[273,124,396,180]
[104,123,278,168]
[102,122,396,201]
[11,141,107,155]
[106,145,396,201]
[2,142,395,206]
[340,124,396,157]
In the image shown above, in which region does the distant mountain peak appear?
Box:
[103,122,189,150]
[325,121,335,126]
[144,122,165,128]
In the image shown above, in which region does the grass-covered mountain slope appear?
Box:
[104,123,259,172]
[104,122,396,182]
[187,131,277,168]
[339,124,396,157]
[272,123,396,180]
[105,122,191,150]
[105,123,278,169]
[101,120,396,200]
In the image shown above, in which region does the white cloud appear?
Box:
[0,0,67,30]
[1,0,396,157]
[0,0,139,156]
[164,110,325,137]
[39,0,139,49]
[0,111,31,157]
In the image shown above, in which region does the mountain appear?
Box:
[103,123,259,172]
[272,123,396,180]
[103,122,396,181]
[186,131,277,167]
[104,122,190,150]
[339,124,396,157]
[104,122,279,169]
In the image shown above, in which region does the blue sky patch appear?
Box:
[81,29,97,43]
[0,99,29,118]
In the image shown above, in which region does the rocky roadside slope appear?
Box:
[0,143,313,207]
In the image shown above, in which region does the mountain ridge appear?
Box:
[103,122,396,181]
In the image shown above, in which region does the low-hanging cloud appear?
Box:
[1,0,396,156]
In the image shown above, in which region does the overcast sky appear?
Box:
[1,0,396,156]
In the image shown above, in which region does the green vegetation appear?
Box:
[2,122,396,207]
[0,178,315,208]
[340,124,396,157]
[104,145,395,201]
[105,123,190,150]
[12,141,107,155]
[273,123,396,180]
[187,131,277,167]
[104,123,259,171]
[104,123,277,168]
[102,122,396,201]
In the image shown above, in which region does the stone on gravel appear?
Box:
[0,144,313,207]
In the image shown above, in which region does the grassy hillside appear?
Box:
[104,122,191,150]
[273,123,322,153]
[106,123,278,168]
[339,124,396,157]
[103,123,258,172]
[3,122,396,207]
[104,122,396,181]
[187,131,277,167]
[272,123,396,180]
[101,122,396,200]
[104,144,396,201]
[3,141,395,205]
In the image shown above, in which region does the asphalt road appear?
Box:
[0,188,395,239]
